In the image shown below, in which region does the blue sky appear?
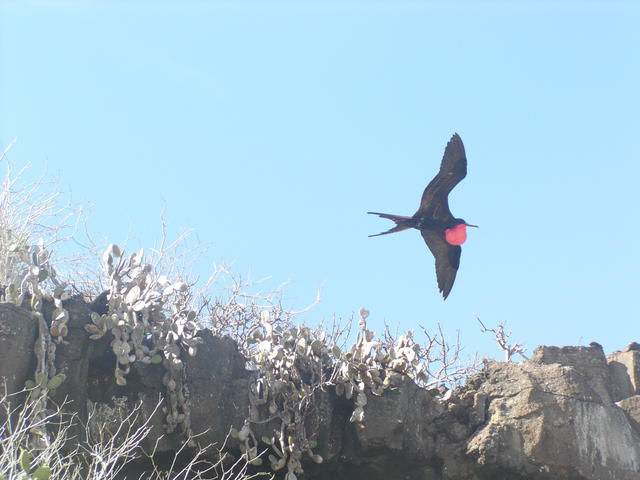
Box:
[1,1,639,360]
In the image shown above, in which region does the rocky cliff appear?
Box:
[1,299,640,480]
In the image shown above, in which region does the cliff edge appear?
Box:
[2,299,640,480]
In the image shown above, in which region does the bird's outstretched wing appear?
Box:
[420,229,461,299]
[414,133,467,221]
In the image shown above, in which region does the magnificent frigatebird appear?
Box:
[368,133,476,299]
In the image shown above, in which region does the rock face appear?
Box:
[465,346,640,480]
[609,347,640,402]
[2,300,640,480]
[0,303,37,395]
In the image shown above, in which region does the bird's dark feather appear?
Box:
[366,212,413,237]
[414,133,467,222]
[368,133,470,300]
[420,229,461,300]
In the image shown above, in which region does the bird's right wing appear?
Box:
[420,229,461,299]
[415,133,467,220]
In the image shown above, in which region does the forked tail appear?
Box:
[367,212,413,237]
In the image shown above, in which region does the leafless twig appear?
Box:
[476,316,528,361]
[419,323,481,387]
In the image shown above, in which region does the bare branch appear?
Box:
[476,316,528,361]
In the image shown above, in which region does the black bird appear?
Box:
[368,133,476,299]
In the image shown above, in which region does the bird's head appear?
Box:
[445,219,478,246]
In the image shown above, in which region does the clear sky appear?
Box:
[1,1,639,360]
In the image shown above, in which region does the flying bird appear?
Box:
[368,133,476,299]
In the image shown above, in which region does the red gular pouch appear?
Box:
[445,223,468,246]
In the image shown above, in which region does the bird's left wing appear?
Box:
[415,133,467,220]
[420,229,461,299]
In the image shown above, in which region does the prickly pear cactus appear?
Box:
[234,307,446,476]
[1,238,72,449]
[17,448,52,480]
[84,245,202,438]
